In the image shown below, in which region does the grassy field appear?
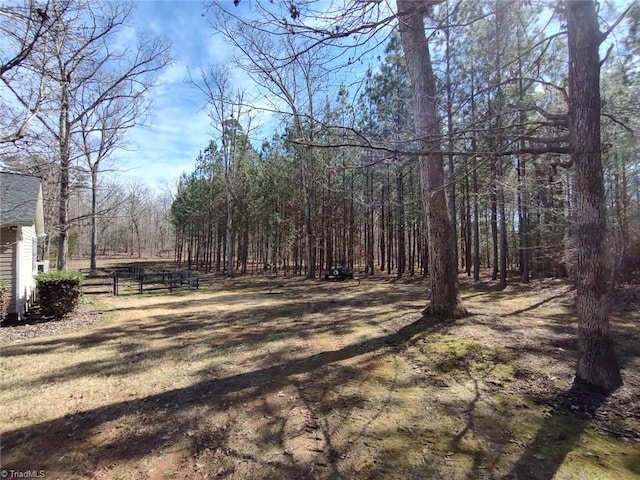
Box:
[1,273,638,479]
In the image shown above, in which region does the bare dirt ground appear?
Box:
[1,271,638,480]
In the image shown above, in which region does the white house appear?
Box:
[0,172,46,322]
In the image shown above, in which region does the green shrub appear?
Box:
[0,278,9,323]
[35,270,84,319]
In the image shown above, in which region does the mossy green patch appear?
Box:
[492,391,534,409]
[418,333,484,373]
[420,333,480,356]
[503,410,640,480]
[418,333,515,383]
[556,427,640,479]
[623,418,640,435]
[469,360,515,380]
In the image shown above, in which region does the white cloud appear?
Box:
[110,1,221,188]
[112,81,212,186]
[205,34,235,64]
[156,61,189,88]
[110,0,286,188]
[112,0,382,189]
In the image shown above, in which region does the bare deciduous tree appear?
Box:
[206,5,334,278]
[0,0,65,146]
[192,67,253,277]
[4,0,170,270]
[76,78,157,272]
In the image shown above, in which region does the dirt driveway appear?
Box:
[1,276,638,479]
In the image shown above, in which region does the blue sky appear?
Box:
[113,0,632,191]
[111,0,241,189]
[109,0,383,191]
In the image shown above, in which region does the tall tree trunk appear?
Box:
[321,175,328,271]
[473,153,480,282]
[490,162,499,281]
[225,193,234,276]
[348,172,355,266]
[386,166,393,275]
[366,167,375,273]
[301,144,316,278]
[241,223,249,274]
[444,12,458,270]
[464,157,472,276]
[471,77,480,282]
[568,0,622,390]
[57,80,70,271]
[498,157,508,290]
[380,183,386,270]
[133,219,142,259]
[518,154,530,282]
[90,167,98,272]
[57,164,69,270]
[396,166,406,279]
[409,164,417,276]
[516,23,530,283]
[397,0,466,318]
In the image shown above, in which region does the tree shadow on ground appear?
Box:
[504,292,571,316]
[3,277,638,479]
[88,278,424,314]
[0,285,426,395]
[1,314,443,474]
[506,382,613,480]
[0,283,422,359]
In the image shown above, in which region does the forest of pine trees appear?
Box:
[170,1,639,289]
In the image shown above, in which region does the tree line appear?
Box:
[170,0,638,389]
[173,1,638,285]
[0,0,171,270]
[2,0,637,390]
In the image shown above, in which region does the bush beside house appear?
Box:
[35,271,84,319]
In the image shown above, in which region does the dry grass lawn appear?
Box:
[1,275,639,479]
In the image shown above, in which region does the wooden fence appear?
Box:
[80,267,199,296]
[82,275,116,295]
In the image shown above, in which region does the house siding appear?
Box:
[18,225,37,316]
[0,226,18,314]
[1,172,44,321]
